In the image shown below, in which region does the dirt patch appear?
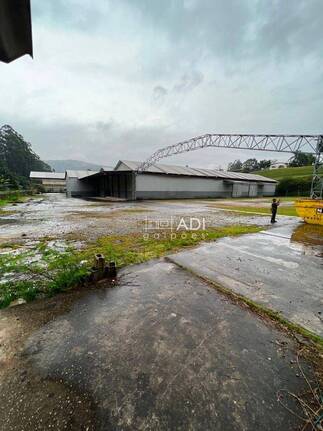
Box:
[0,290,99,431]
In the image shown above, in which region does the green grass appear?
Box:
[0,225,262,308]
[0,191,31,208]
[0,244,88,308]
[0,209,15,216]
[214,205,298,217]
[254,165,313,180]
[80,225,262,267]
[274,196,300,202]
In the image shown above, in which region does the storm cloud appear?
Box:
[0,0,322,169]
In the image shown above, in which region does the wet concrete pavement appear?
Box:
[0,260,318,430]
[169,221,323,337]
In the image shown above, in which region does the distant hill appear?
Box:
[46,159,113,172]
[254,165,313,180]
[0,125,51,188]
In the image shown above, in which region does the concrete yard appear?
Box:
[169,222,323,337]
[0,194,322,430]
[0,260,318,430]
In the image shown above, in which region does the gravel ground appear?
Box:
[0,194,296,248]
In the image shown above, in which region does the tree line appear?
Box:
[0,125,51,190]
[227,152,315,173]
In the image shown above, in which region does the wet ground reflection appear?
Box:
[291,223,323,257]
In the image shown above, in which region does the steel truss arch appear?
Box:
[138,133,323,199]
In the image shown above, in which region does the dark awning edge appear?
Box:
[0,0,33,63]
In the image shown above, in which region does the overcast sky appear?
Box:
[1,0,322,169]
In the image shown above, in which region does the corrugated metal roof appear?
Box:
[30,171,65,180]
[116,161,277,183]
[66,170,99,179]
[78,170,104,179]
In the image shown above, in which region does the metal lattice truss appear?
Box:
[311,136,323,199]
[138,133,323,198]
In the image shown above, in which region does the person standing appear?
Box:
[271,198,280,223]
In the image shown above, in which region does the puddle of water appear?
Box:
[291,223,323,257]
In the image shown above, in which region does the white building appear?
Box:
[65,170,99,197]
[269,162,288,170]
[65,160,277,200]
[30,171,66,192]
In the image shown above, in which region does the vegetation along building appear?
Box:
[63,160,277,200]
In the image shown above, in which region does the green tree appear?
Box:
[258,160,272,170]
[228,159,242,172]
[0,125,51,189]
[289,152,315,167]
[241,158,259,172]
[0,175,10,190]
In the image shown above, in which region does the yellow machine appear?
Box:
[295,199,323,226]
[295,136,323,226]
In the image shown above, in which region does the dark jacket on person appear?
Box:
[271,202,278,213]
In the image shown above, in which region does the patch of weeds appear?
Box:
[0,209,15,216]
[46,250,89,293]
[0,243,88,308]
[0,242,22,249]
[0,224,262,308]
[0,192,32,208]
[80,225,262,268]
[64,231,88,241]
[0,280,37,308]
[40,235,56,242]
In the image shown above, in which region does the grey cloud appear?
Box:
[121,0,251,54]
[32,0,323,66]
[173,71,204,93]
[121,0,323,67]
[12,119,183,167]
[32,0,104,30]
[254,0,323,60]
[152,70,203,107]
[152,86,168,104]
[10,116,293,171]
[2,0,323,172]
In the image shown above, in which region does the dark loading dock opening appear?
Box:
[83,171,135,200]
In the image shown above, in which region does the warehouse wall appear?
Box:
[31,179,66,193]
[41,179,66,193]
[135,174,232,199]
[66,177,96,197]
[65,170,276,200]
[136,174,276,199]
[232,182,250,198]
[262,183,276,196]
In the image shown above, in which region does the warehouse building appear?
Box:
[30,171,66,193]
[65,170,100,197]
[65,160,277,199]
